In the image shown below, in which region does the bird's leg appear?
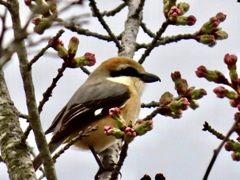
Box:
[89,146,104,170]
[89,146,115,180]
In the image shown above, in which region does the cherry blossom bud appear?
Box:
[168,6,181,20]
[104,125,124,139]
[216,12,227,22]
[171,71,188,94]
[134,119,153,136]
[189,88,207,100]
[232,152,240,161]
[68,36,79,59]
[198,35,216,47]
[109,107,126,130]
[177,2,189,15]
[214,30,228,40]
[196,66,229,84]
[224,54,238,70]
[175,15,196,26]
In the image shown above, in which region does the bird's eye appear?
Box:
[110,67,140,78]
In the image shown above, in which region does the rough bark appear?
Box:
[0,69,37,180]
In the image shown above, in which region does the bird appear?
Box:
[33,56,160,170]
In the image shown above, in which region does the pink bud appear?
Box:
[83,52,96,66]
[216,12,227,22]
[195,66,208,77]
[213,86,227,98]
[224,54,238,66]
[187,15,196,25]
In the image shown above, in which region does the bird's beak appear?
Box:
[140,72,161,83]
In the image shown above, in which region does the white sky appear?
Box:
[1,0,240,179]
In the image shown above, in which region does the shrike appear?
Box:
[33,56,160,170]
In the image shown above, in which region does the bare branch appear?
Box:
[52,126,98,163]
[136,33,194,50]
[118,0,143,57]
[28,29,65,67]
[89,0,121,49]
[141,101,159,108]
[8,0,57,179]
[0,68,37,180]
[203,118,240,180]
[138,20,169,64]
[38,63,67,113]
[140,21,155,38]
[101,2,127,17]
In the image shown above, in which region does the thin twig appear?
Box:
[138,20,169,64]
[89,0,121,49]
[101,2,127,17]
[202,121,232,141]
[140,21,155,38]
[64,24,120,41]
[141,101,159,108]
[203,117,240,180]
[136,33,194,50]
[80,66,91,75]
[28,29,65,67]
[143,107,161,121]
[38,63,67,113]
[52,126,98,163]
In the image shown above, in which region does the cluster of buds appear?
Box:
[196,54,240,105]
[49,36,96,68]
[25,0,57,34]
[194,12,228,47]
[163,0,196,26]
[104,107,153,143]
[225,141,240,161]
[158,72,206,118]
[197,53,240,161]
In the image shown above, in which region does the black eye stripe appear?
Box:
[110,67,140,78]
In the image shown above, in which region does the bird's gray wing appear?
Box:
[45,80,130,143]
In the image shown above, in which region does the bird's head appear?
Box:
[90,57,160,84]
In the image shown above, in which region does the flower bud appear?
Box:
[189,88,207,100]
[216,12,227,22]
[171,71,188,94]
[175,15,196,26]
[72,53,96,68]
[189,100,199,109]
[104,125,124,139]
[168,6,181,20]
[224,54,238,70]
[198,34,216,47]
[159,92,174,105]
[163,0,177,17]
[177,2,189,15]
[214,30,228,40]
[232,152,240,161]
[109,107,126,130]
[196,66,229,84]
[134,119,153,136]
[124,127,136,143]
[68,36,79,59]
[33,17,53,34]
[213,86,227,98]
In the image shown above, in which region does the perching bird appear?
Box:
[33,56,160,170]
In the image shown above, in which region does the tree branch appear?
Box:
[8,1,57,179]
[0,68,37,180]
[89,0,121,49]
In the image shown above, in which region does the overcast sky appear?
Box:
[1,0,240,179]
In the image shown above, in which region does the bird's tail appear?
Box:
[33,140,63,170]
